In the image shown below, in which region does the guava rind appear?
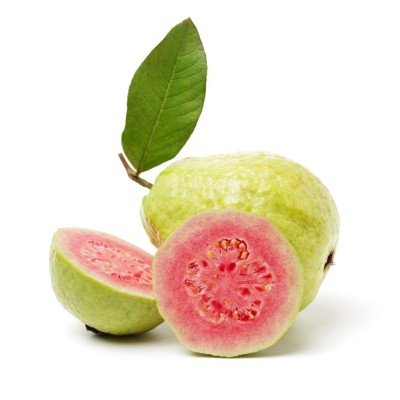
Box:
[142,152,339,310]
[153,210,303,357]
[50,229,163,335]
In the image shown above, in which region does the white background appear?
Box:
[1,0,399,398]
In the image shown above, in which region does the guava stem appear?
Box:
[118,153,153,189]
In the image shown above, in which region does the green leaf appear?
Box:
[121,18,207,174]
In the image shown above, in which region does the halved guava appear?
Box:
[153,210,303,357]
[50,228,163,335]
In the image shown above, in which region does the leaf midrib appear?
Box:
[135,20,191,174]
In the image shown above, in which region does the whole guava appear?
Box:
[141,152,339,309]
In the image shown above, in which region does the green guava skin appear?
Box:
[141,152,340,310]
[50,239,163,335]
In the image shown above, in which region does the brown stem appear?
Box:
[118,153,153,189]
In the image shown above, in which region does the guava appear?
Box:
[50,228,163,335]
[153,210,303,357]
[142,152,339,310]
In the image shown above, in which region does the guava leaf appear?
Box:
[121,18,207,173]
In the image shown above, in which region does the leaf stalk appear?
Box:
[118,153,153,189]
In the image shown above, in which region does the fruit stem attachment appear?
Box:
[118,153,153,189]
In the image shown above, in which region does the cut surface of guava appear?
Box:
[153,210,303,357]
[142,152,339,309]
[50,228,163,335]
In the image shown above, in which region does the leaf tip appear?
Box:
[184,17,195,27]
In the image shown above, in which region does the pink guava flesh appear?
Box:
[153,210,303,357]
[57,228,153,296]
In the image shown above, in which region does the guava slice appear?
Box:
[142,152,339,310]
[153,210,303,357]
[50,228,163,335]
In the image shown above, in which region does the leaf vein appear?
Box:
[135,19,192,173]
[158,104,203,123]
[152,120,198,142]
[131,78,160,113]
[165,79,205,100]
[174,57,204,75]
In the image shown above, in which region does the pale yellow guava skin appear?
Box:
[141,152,339,310]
